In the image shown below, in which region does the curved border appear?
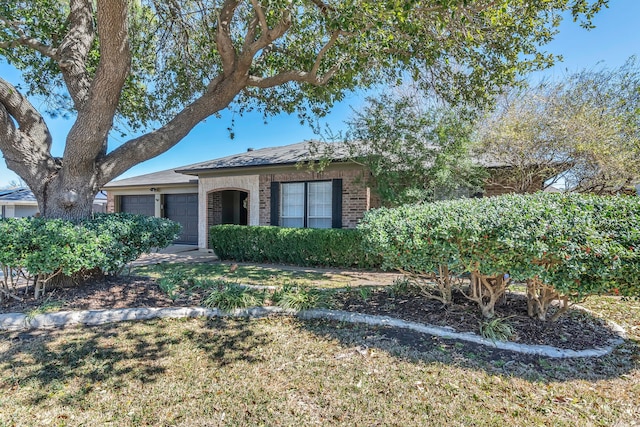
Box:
[0,307,626,359]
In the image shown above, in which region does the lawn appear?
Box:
[132,261,397,289]
[1,295,638,426]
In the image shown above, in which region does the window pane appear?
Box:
[308,218,332,229]
[282,217,305,228]
[281,182,304,227]
[307,181,332,228]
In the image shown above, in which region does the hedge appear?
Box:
[0,214,181,300]
[358,193,640,319]
[209,225,381,268]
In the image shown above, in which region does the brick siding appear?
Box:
[259,166,380,229]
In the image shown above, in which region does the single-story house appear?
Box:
[104,141,554,249]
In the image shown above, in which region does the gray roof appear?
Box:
[103,167,199,188]
[103,140,524,189]
[176,141,349,174]
[0,188,108,203]
[0,188,37,202]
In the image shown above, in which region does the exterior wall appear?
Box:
[0,204,39,218]
[258,165,377,229]
[483,174,545,197]
[14,205,39,217]
[198,175,260,249]
[207,191,223,229]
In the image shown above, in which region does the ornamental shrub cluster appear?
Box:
[209,225,380,268]
[358,193,640,320]
[0,214,181,300]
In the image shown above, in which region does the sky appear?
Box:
[1,0,639,186]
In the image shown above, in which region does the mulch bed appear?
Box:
[0,276,622,352]
[331,288,620,351]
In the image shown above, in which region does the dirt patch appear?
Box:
[0,276,622,352]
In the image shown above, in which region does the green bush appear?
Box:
[359,193,640,319]
[85,213,181,274]
[0,218,106,299]
[209,225,380,268]
[0,214,181,300]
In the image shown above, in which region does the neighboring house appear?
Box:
[103,141,552,249]
[0,188,108,218]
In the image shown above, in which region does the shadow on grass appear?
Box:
[0,318,270,408]
[298,318,640,384]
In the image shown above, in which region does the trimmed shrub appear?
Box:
[0,214,181,300]
[359,193,640,319]
[0,218,106,299]
[85,213,182,274]
[209,225,380,268]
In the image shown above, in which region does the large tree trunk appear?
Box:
[35,174,99,220]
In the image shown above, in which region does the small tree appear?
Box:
[340,91,486,206]
[477,57,640,194]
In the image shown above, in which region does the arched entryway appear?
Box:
[207,189,249,228]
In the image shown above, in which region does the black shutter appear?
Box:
[332,179,342,229]
[270,181,280,226]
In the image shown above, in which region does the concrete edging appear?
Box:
[0,306,626,359]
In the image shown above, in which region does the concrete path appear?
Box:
[131,244,219,266]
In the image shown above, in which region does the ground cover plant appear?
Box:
[1,300,638,426]
[359,193,640,320]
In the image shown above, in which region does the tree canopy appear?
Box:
[477,57,640,194]
[341,90,486,205]
[0,0,608,218]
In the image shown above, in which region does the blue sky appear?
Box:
[1,0,639,186]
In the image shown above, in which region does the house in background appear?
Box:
[104,142,376,247]
[0,188,108,218]
[104,141,554,250]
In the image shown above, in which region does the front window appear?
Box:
[280,182,305,227]
[281,181,332,228]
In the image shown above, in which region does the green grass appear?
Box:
[132,262,357,289]
[24,298,65,320]
[1,295,638,426]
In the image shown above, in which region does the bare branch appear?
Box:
[311,31,342,76]
[97,75,243,183]
[250,0,269,35]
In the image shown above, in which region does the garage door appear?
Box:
[120,195,155,216]
[165,193,198,244]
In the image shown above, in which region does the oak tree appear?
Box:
[0,0,607,218]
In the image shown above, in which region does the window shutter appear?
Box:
[270,181,280,226]
[332,179,342,228]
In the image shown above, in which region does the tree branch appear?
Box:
[217,0,241,75]
[97,75,244,183]
[63,0,131,177]
[239,1,292,68]
[0,78,57,186]
[0,18,58,58]
[56,0,95,110]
